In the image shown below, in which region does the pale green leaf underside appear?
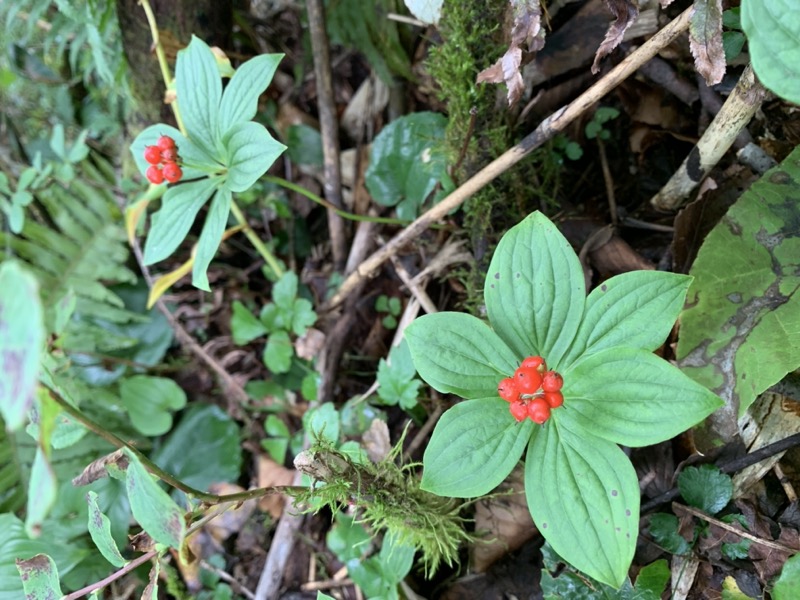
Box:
[484,211,585,370]
[87,490,127,567]
[192,187,232,291]
[406,312,519,399]
[562,347,722,447]
[142,177,219,265]
[741,0,800,104]
[563,270,692,366]
[218,53,283,135]
[176,36,222,155]
[223,121,287,193]
[421,398,532,497]
[526,420,639,588]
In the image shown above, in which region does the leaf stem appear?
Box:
[48,389,305,504]
[229,199,284,278]
[263,175,408,225]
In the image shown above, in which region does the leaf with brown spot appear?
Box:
[72,449,128,486]
[15,554,63,600]
[476,0,545,107]
[689,0,726,86]
[591,0,639,74]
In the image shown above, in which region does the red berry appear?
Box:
[161,147,179,163]
[542,371,563,392]
[157,135,176,151]
[144,145,162,165]
[544,391,564,408]
[521,356,547,373]
[515,367,543,395]
[162,162,183,183]
[509,401,528,422]
[527,398,551,424]
[498,377,520,403]
[146,165,164,184]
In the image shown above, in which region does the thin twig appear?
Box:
[306,0,347,272]
[324,6,694,310]
[62,550,158,600]
[200,560,256,600]
[673,502,800,554]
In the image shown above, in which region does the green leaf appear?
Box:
[120,375,188,437]
[303,402,340,445]
[484,212,585,369]
[677,465,732,514]
[526,421,639,589]
[218,53,283,135]
[151,404,242,493]
[404,0,443,24]
[192,187,232,291]
[378,530,415,582]
[562,347,723,447]
[377,340,422,409]
[15,554,62,600]
[272,271,298,309]
[741,0,800,103]
[142,177,219,265]
[634,559,670,598]
[86,490,127,567]
[24,447,56,537]
[264,330,293,374]
[326,512,371,563]
[648,513,691,555]
[124,449,186,548]
[222,121,287,193]
[231,301,268,344]
[291,298,317,336]
[721,539,750,561]
[677,144,800,429]
[317,593,336,600]
[176,36,223,155]
[421,398,532,497]
[365,112,449,220]
[406,312,519,399]
[262,438,288,464]
[287,124,324,167]
[772,552,800,599]
[0,261,44,431]
[564,271,692,363]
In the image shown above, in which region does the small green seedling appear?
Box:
[376,294,402,329]
[585,106,620,141]
[376,339,421,410]
[406,211,722,588]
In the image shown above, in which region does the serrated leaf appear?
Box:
[677,145,800,442]
[142,177,219,265]
[125,449,186,548]
[484,212,585,370]
[176,36,223,156]
[231,301,268,344]
[741,0,800,103]
[120,375,187,437]
[420,398,532,497]
[15,554,62,600]
[218,53,283,135]
[677,465,732,514]
[406,312,519,399]
[564,271,692,363]
[264,330,293,374]
[721,539,750,561]
[527,421,638,588]
[562,347,723,447]
[272,271,298,309]
[291,298,316,336]
[648,513,691,555]
[690,0,726,85]
[223,121,287,193]
[86,490,127,567]
[591,0,638,74]
[192,187,232,291]
[365,112,449,220]
[0,261,44,431]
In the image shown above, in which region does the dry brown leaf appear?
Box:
[476,0,545,107]
[294,327,326,361]
[591,0,639,74]
[72,449,128,486]
[362,418,391,463]
[470,465,537,571]
[689,0,726,86]
[174,533,204,593]
[256,455,296,517]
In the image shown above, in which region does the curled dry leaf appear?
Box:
[72,449,128,486]
[476,0,546,107]
[362,418,391,463]
[592,0,639,74]
[294,327,326,361]
[689,0,726,86]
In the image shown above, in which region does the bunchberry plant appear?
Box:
[405,212,723,588]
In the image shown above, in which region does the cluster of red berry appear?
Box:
[497,356,564,424]
[144,135,183,184]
